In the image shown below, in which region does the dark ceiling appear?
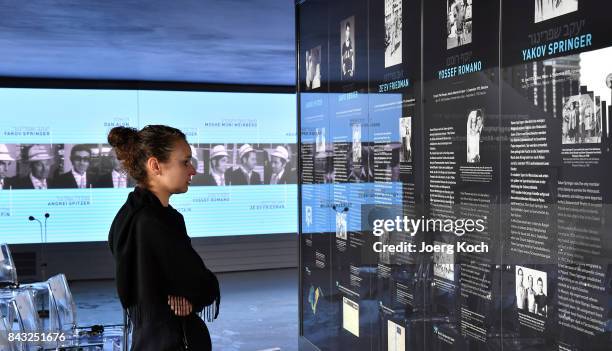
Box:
[0,0,295,86]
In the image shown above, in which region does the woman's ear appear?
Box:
[147,157,162,176]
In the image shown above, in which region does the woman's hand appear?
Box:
[168,295,193,316]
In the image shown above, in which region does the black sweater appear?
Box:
[109,186,220,350]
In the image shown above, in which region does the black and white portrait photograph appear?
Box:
[535,0,578,23]
[315,127,326,153]
[433,241,455,281]
[314,151,335,184]
[447,0,473,49]
[536,49,608,145]
[190,143,297,186]
[3,144,60,190]
[515,266,548,317]
[3,144,138,190]
[352,123,362,164]
[336,211,347,240]
[190,144,230,186]
[305,205,313,228]
[93,146,135,189]
[305,45,321,90]
[562,94,601,144]
[0,144,17,190]
[565,48,609,144]
[378,227,391,265]
[266,145,297,185]
[399,117,412,163]
[230,143,264,185]
[384,0,402,68]
[466,109,483,163]
[52,144,98,189]
[340,16,355,80]
[347,145,373,183]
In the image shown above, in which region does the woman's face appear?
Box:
[153,140,196,194]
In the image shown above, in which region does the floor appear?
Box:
[70,268,299,351]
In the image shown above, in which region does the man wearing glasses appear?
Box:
[51,144,94,189]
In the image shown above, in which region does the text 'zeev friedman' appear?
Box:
[371,216,489,254]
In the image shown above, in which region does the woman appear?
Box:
[107,125,220,350]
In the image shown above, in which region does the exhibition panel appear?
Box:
[297,0,612,350]
[501,1,611,350]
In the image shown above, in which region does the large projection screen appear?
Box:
[0,88,297,244]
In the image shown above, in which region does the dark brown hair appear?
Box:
[107,125,186,185]
[70,144,91,159]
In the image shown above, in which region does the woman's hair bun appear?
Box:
[108,126,141,160]
[108,126,139,149]
[107,126,142,178]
